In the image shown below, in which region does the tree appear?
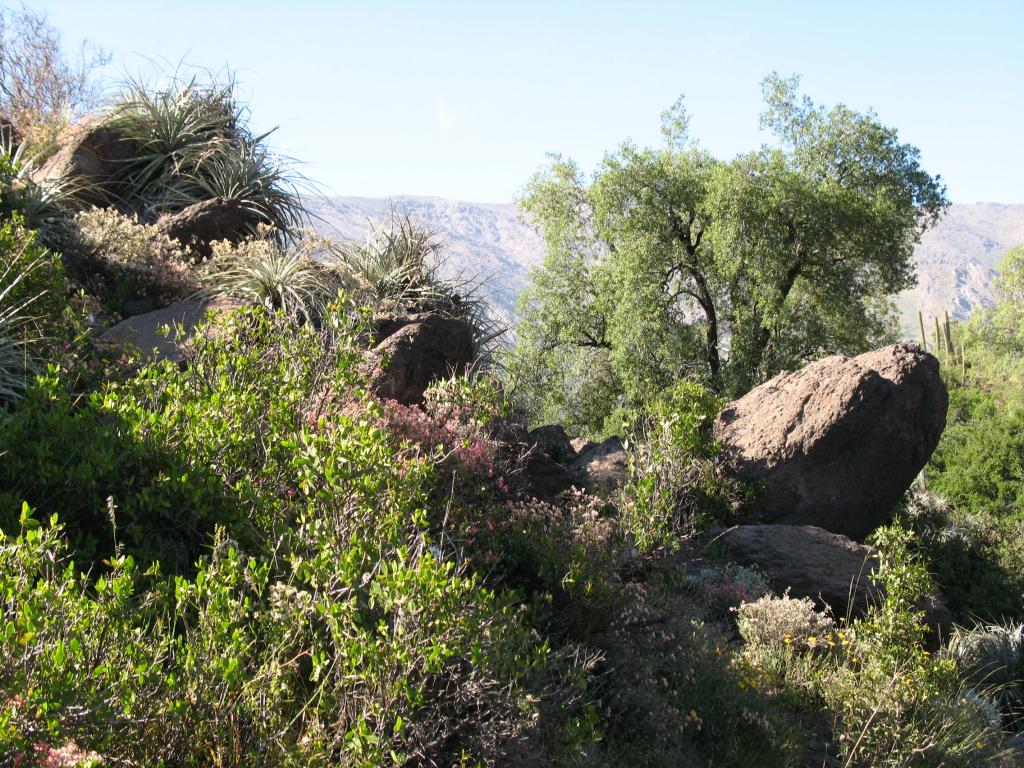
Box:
[0,4,108,148]
[509,74,948,434]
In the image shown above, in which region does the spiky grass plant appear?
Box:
[0,255,42,402]
[328,211,507,363]
[103,71,307,237]
[947,622,1024,725]
[0,135,84,246]
[203,236,338,323]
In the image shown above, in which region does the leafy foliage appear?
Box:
[511,74,946,432]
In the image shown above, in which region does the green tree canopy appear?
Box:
[509,74,948,434]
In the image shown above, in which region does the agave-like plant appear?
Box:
[0,255,42,402]
[0,135,84,246]
[103,71,308,238]
[327,211,507,364]
[947,622,1024,723]
[203,237,338,324]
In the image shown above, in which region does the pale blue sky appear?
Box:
[23,0,1024,203]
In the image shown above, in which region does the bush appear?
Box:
[733,522,1015,767]
[63,207,197,316]
[0,304,547,766]
[903,481,1024,623]
[737,592,835,652]
[947,622,1024,728]
[617,381,740,550]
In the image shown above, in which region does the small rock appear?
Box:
[528,424,577,463]
[369,313,475,405]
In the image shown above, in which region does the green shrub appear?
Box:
[618,381,739,550]
[734,522,1015,767]
[902,482,1024,624]
[0,303,548,766]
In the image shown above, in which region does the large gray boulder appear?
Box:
[369,313,475,405]
[714,343,947,540]
[97,295,240,362]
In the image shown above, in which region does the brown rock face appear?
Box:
[369,313,475,404]
[32,120,138,203]
[156,197,248,258]
[714,343,947,540]
[718,525,881,617]
[570,436,628,494]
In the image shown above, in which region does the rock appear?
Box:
[369,313,475,405]
[32,119,138,203]
[522,453,577,500]
[528,424,577,463]
[97,295,240,362]
[718,524,881,617]
[570,437,595,455]
[156,197,249,259]
[714,343,947,540]
[570,436,628,494]
[717,524,951,646]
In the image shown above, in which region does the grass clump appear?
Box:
[103,71,307,236]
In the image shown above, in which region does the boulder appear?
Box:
[97,295,240,363]
[714,343,947,540]
[528,424,577,464]
[369,313,475,405]
[570,436,628,494]
[156,197,249,259]
[522,453,577,500]
[717,524,881,618]
[32,119,138,202]
[717,524,951,645]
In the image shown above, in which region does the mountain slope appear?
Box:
[307,196,1024,336]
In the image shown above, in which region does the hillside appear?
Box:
[308,197,1024,335]
[305,195,544,327]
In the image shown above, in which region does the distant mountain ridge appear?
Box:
[307,196,1024,336]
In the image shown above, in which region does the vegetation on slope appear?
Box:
[0,11,1022,768]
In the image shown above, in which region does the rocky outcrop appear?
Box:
[32,120,137,203]
[717,524,952,645]
[714,343,947,540]
[369,313,475,405]
[156,197,248,258]
[571,437,628,494]
[717,525,881,617]
[97,295,240,362]
[521,431,629,499]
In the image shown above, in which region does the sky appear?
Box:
[21,0,1024,204]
